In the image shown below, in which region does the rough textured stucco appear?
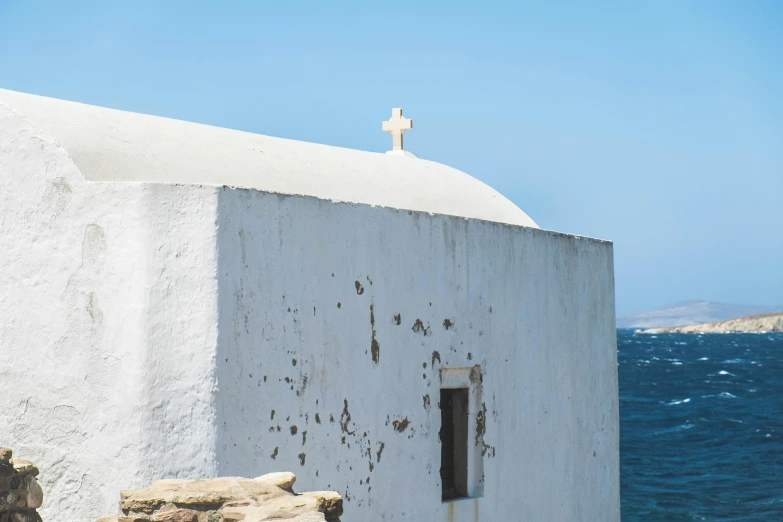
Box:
[0,104,221,522]
[0,89,538,228]
[1,95,618,522]
[215,190,619,521]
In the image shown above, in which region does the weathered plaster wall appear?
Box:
[0,104,221,522]
[215,190,619,521]
[2,97,618,522]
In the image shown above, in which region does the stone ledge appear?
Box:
[99,472,342,522]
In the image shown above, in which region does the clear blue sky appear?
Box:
[1,1,781,314]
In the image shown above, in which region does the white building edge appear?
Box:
[0,89,620,521]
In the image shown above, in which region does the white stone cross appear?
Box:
[382,108,413,151]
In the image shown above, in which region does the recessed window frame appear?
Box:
[439,365,484,502]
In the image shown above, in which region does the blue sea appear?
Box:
[619,330,783,521]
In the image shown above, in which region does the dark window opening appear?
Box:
[440,387,469,501]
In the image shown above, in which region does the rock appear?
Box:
[308,492,343,519]
[10,461,38,478]
[253,471,296,490]
[0,510,43,522]
[0,448,11,465]
[101,473,342,522]
[25,479,43,510]
[0,450,43,522]
[0,476,21,491]
[149,508,200,522]
[0,477,42,510]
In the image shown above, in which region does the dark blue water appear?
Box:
[620,330,783,520]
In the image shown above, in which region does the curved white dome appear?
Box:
[0,89,537,228]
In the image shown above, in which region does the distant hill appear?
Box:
[639,311,783,334]
[616,300,783,329]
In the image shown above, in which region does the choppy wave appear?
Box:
[619,330,783,520]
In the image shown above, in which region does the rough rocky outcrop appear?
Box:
[0,447,43,522]
[638,311,783,334]
[96,472,342,522]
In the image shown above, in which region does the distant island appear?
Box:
[637,311,783,334]
[617,300,782,329]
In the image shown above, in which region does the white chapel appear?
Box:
[0,89,620,522]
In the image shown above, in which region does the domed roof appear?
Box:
[0,89,537,228]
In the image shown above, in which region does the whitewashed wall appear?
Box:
[1,100,619,522]
[215,189,620,521]
[0,105,221,522]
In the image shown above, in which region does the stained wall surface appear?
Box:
[215,189,620,521]
[0,104,221,522]
[1,98,619,522]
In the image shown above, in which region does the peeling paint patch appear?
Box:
[412,319,430,336]
[302,431,307,446]
[393,313,401,325]
[392,418,410,432]
[290,425,298,435]
[271,447,278,460]
[296,375,309,396]
[469,365,482,384]
[315,413,321,424]
[476,402,487,447]
[270,410,275,420]
[376,442,385,463]
[443,318,453,330]
[299,453,306,465]
[431,351,441,365]
[341,399,355,435]
[423,394,431,410]
[370,302,380,364]
[371,338,380,363]
[355,281,364,295]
